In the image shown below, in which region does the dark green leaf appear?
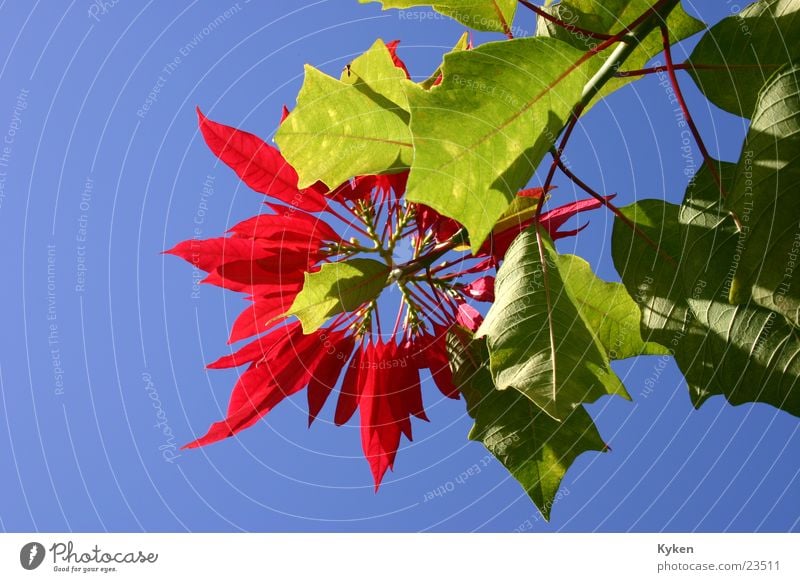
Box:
[447,326,607,520]
[476,226,629,421]
[728,63,800,326]
[688,0,800,118]
[612,163,800,416]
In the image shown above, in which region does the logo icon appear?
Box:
[20,542,45,570]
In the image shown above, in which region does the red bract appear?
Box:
[461,276,495,302]
[169,47,606,489]
[479,194,614,260]
[197,108,327,212]
[385,40,411,79]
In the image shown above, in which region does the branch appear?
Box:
[535,0,682,219]
[552,152,678,267]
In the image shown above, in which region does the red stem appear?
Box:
[424,282,461,324]
[407,284,451,325]
[536,103,584,218]
[553,155,677,266]
[532,0,672,218]
[493,1,514,39]
[391,299,404,336]
[659,25,743,231]
[325,205,371,238]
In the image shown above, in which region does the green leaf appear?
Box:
[359,0,517,33]
[341,39,411,111]
[419,32,470,90]
[275,42,414,189]
[405,37,598,252]
[688,0,800,118]
[537,0,704,107]
[447,326,607,520]
[556,253,670,359]
[476,226,629,421]
[287,258,389,333]
[491,191,544,235]
[611,163,800,417]
[728,64,800,327]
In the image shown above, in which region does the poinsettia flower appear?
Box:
[168,46,608,489]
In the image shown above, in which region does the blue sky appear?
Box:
[0,0,796,532]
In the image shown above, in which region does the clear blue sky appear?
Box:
[0,0,797,532]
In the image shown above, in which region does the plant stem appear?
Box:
[579,0,680,106]
[536,0,681,220]
[552,153,677,266]
[398,230,467,277]
[528,0,681,370]
[659,25,744,232]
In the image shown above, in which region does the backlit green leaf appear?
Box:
[405,37,597,251]
[341,39,411,111]
[419,32,470,90]
[276,42,414,189]
[557,253,670,359]
[359,0,517,33]
[287,258,390,333]
[537,0,704,107]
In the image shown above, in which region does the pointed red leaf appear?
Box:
[539,195,614,237]
[185,326,344,449]
[395,341,427,423]
[334,344,367,426]
[228,287,302,344]
[385,40,411,79]
[455,301,482,332]
[197,108,327,211]
[358,342,401,488]
[416,327,459,400]
[307,331,355,426]
[165,237,274,273]
[231,205,340,242]
[208,321,303,370]
[214,255,312,288]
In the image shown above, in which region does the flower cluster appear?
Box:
[167,43,608,488]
